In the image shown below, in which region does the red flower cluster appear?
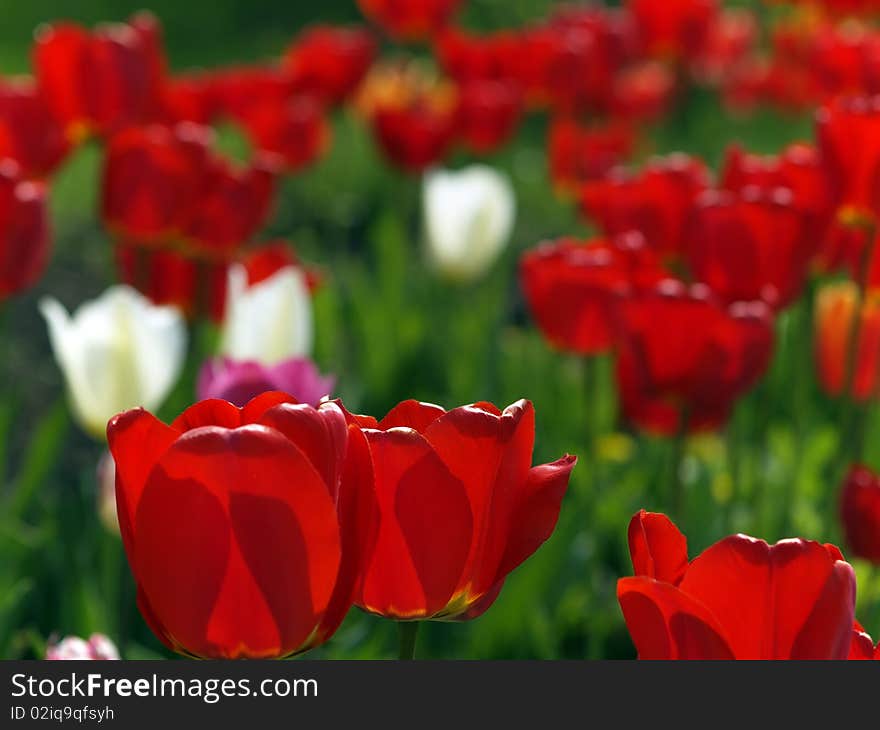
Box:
[107,394,575,657]
[618,510,860,659]
[103,123,278,319]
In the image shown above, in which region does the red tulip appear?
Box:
[814,281,880,401]
[686,187,812,309]
[372,102,457,173]
[106,395,377,659]
[209,66,294,127]
[115,243,230,322]
[520,233,665,355]
[178,155,277,257]
[435,27,522,85]
[453,79,522,154]
[720,142,833,263]
[615,279,774,434]
[285,26,376,105]
[102,123,214,246]
[235,97,330,174]
[610,61,676,122]
[32,14,165,139]
[346,399,576,620]
[692,8,757,84]
[581,154,711,258]
[157,72,218,126]
[0,160,50,301]
[627,0,718,62]
[840,465,880,563]
[0,76,70,178]
[516,22,618,114]
[816,95,880,220]
[357,0,464,41]
[618,510,856,659]
[548,117,635,193]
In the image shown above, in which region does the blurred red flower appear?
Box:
[103,122,276,257]
[686,187,812,309]
[107,395,377,659]
[344,399,576,620]
[285,25,377,105]
[581,154,711,258]
[435,27,522,85]
[114,243,230,321]
[627,0,718,62]
[840,464,880,563]
[850,622,880,659]
[372,102,456,173]
[520,233,665,355]
[816,95,880,220]
[0,77,70,178]
[615,280,774,434]
[208,65,294,127]
[156,72,218,126]
[357,0,464,41]
[618,510,856,659]
[453,79,522,154]
[32,12,165,140]
[814,281,880,401]
[0,160,49,301]
[720,143,832,264]
[548,117,635,193]
[610,61,676,122]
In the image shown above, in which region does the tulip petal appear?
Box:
[495,454,577,582]
[379,399,446,432]
[627,509,689,584]
[617,576,734,660]
[135,425,341,658]
[258,401,348,498]
[790,560,856,659]
[171,398,242,431]
[240,391,299,423]
[679,535,855,659]
[106,407,178,564]
[849,626,876,660]
[423,401,533,599]
[359,428,473,618]
[309,425,378,648]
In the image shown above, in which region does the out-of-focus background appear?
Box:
[2,0,869,661]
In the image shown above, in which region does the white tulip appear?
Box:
[40,286,187,439]
[423,164,516,282]
[221,264,313,365]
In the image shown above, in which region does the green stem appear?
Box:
[669,409,690,520]
[397,621,419,661]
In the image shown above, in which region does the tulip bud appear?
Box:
[45,633,120,660]
[221,263,313,364]
[423,165,515,282]
[40,285,187,439]
[814,281,880,401]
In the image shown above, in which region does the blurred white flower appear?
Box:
[40,286,187,439]
[423,164,516,282]
[221,264,313,365]
[45,633,120,660]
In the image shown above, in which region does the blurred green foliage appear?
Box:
[1,0,878,661]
